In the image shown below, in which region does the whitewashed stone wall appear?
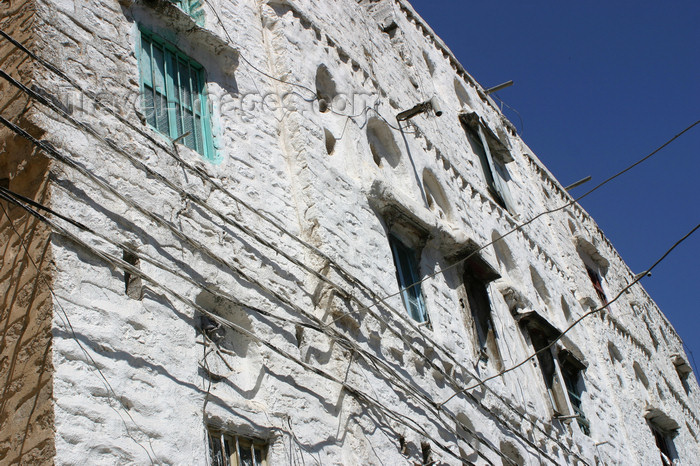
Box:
[18,0,699,464]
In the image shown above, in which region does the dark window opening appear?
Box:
[586,267,607,304]
[123,250,143,300]
[525,323,569,417]
[650,425,676,466]
[389,234,428,323]
[463,270,502,370]
[465,126,506,209]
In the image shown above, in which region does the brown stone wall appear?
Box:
[0,1,55,464]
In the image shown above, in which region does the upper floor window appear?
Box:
[389,234,428,323]
[170,0,205,25]
[461,256,502,369]
[650,423,677,466]
[207,428,267,466]
[586,266,607,304]
[460,113,514,212]
[560,351,589,435]
[139,29,215,160]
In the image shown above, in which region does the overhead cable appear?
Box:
[440,221,700,406]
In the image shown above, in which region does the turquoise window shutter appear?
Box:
[138,29,216,161]
[389,235,428,323]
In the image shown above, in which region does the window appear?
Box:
[207,428,267,466]
[461,256,502,369]
[586,266,607,304]
[170,0,205,25]
[139,29,215,160]
[389,234,428,323]
[650,424,677,466]
[460,113,514,212]
[519,313,573,419]
[560,352,589,435]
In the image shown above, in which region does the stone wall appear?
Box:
[0,1,56,464]
[3,0,696,464]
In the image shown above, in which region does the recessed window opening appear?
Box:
[422,169,452,221]
[207,428,267,466]
[461,256,502,369]
[389,234,428,323]
[139,29,215,160]
[586,266,607,304]
[560,352,589,435]
[315,65,337,113]
[519,314,573,418]
[367,117,401,168]
[123,250,143,300]
[460,113,514,212]
[649,423,677,466]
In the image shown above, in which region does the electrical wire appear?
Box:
[0,46,590,461]
[0,201,158,464]
[440,222,700,406]
[3,24,672,458]
[0,185,519,465]
[333,118,700,322]
[0,190,505,466]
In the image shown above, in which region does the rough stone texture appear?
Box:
[1,0,698,464]
[0,2,56,464]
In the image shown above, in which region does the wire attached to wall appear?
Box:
[440,221,700,406]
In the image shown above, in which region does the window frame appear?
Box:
[138,28,216,161]
[388,233,429,324]
[207,428,267,466]
[460,112,515,212]
[650,424,677,466]
[460,256,502,369]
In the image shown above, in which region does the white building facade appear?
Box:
[0,0,698,464]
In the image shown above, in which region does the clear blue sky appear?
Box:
[408,1,700,372]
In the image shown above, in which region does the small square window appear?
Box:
[389,234,428,323]
[138,29,216,160]
[207,428,267,466]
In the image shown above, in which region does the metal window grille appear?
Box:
[207,429,266,466]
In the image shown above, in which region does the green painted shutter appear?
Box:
[139,30,216,161]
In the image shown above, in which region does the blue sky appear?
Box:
[407,1,700,372]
